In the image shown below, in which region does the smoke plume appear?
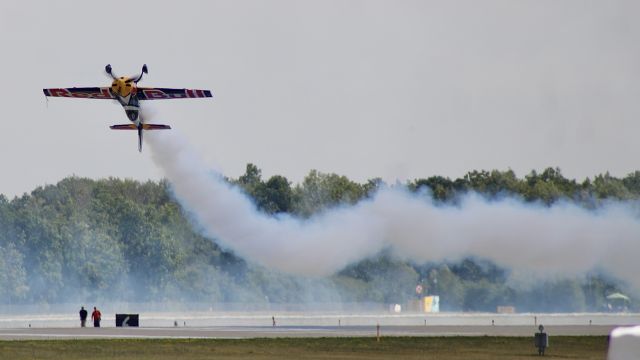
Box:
[147,132,640,290]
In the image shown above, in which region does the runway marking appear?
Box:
[139,326,335,332]
[0,333,244,339]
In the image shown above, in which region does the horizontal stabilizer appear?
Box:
[110,124,137,130]
[109,123,170,152]
[142,124,171,130]
[109,124,171,130]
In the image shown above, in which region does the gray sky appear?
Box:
[1,0,639,197]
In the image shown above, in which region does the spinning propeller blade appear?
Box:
[105,64,117,79]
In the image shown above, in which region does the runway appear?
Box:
[0,324,618,340]
[0,312,636,340]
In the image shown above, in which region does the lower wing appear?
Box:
[43,87,115,99]
[137,88,212,100]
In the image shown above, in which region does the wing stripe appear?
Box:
[43,87,114,99]
[138,88,213,100]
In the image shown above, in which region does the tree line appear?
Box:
[0,166,638,312]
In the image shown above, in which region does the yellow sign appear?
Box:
[423,296,440,313]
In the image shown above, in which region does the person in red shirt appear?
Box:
[91,307,102,328]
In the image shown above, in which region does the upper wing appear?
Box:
[137,88,213,100]
[43,87,115,99]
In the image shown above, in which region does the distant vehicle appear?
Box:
[43,64,212,152]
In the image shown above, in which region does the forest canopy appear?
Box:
[0,166,638,312]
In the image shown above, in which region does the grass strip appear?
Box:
[0,336,608,360]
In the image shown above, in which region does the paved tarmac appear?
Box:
[0,312,636,340]
[0,324,618,340]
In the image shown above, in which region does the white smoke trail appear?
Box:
[146,132,640,290]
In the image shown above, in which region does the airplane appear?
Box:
[43,64,212,152]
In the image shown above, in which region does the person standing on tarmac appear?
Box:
[91,307,102,328]
[79,306,88,327]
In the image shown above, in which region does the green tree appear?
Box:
[260,175,293,214]
[0,243,28,302]
[238,163,262,194]
[293,170,365,217]
[593,172,632,200]
[622,171,640,195]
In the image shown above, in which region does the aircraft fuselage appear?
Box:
[110,76,142,126]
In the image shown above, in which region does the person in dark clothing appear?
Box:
[91,307,101,328]
[79,306,88,327]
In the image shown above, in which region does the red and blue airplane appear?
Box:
[43,64,212,152]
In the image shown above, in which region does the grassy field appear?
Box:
[0,336,608,360]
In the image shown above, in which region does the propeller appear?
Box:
[105,64,117,80]
[132,64,148,83]
[105,64,148,82]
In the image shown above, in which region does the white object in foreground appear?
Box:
[608,326,640,360]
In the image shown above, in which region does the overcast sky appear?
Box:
[1,0,639,197]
